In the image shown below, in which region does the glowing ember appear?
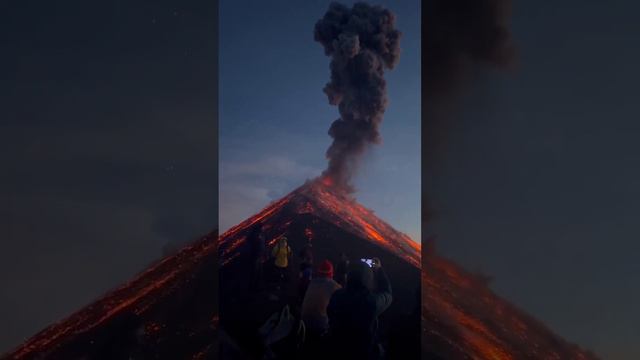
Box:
[320,175,334,187]
[304,228,314,240]
[145,322,163,335]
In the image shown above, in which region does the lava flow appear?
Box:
[219,178,420,269]
[422,252,599,360]
[4,231,219,360]
[6,179,600,359]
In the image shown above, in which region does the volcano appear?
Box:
[422,251,599,360]
[218,179,422,358]
[6,180,599,360]
[3,232,219,360]
[219,179,597,360]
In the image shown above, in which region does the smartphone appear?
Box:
[360,258,374,268]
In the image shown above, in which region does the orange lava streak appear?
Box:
[220,194,294,243]
[11,233,216,359]
[218,180,421,269]
[423,254,598,360]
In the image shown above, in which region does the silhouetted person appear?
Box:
[247,222,266,291]
[327,258,392,360]
[301,260,341,337]
[386,285,421,359]
[334,252,349,287]
[299,241,314,266]
[298,242,314,299]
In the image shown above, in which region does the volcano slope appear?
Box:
[218,180,422,359]
[220,180,598,360]
[5,181,600,360]
[421,250,600,360]
[3,231,218,360]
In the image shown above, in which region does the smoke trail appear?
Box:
[315,2,401,193]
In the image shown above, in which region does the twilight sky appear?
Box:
[0,0,217,353]
[425,1,640,359]
[218,0,421,242]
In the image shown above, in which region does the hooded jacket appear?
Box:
[327,261,392,358]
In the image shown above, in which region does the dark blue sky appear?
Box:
[1,0,217,352]
[426,1,640,359]
[219,0,421,241]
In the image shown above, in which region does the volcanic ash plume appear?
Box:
[314,2,401,193]
[423,0,516,98]
[422,0,517,223]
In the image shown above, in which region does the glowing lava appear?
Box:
[218,178,421,269]
[422,253,599,360]
[6,232,218,359]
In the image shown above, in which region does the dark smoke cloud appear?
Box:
[423,0,516,98]
[422,0,517,224]
[315,2,401,193]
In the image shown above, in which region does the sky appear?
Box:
[425,1,640,359]
[0,0,217,353]
[218,0,421,242]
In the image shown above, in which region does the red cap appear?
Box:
[316,259,334,278]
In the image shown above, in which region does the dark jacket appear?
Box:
[247,227,266,261]
[327,262,392,359]
[334,259,349,286]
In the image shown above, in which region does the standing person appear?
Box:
[298,242,314,299]
[327,257,392,359]
[271,236,292,283]
[247,222,266,291]
[334,252,349,287]
[299,242,314,266]
[301,260,341,337]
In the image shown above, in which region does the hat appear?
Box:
[347,261,373,290]
[316,259,334,278]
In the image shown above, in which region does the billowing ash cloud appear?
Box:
[422,0,517,225]
[314,2,401,193]
[423,0,516,98]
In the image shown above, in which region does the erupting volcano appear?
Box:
[219,179,598,359]
[5,179,599,359]
[218,178,422,358]
[3,232,219,360]
[219,178,420,269]
[422,252,599,360]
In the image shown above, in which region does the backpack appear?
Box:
[258,305,306,359]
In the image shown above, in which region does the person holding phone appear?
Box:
[326,257,392,359]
